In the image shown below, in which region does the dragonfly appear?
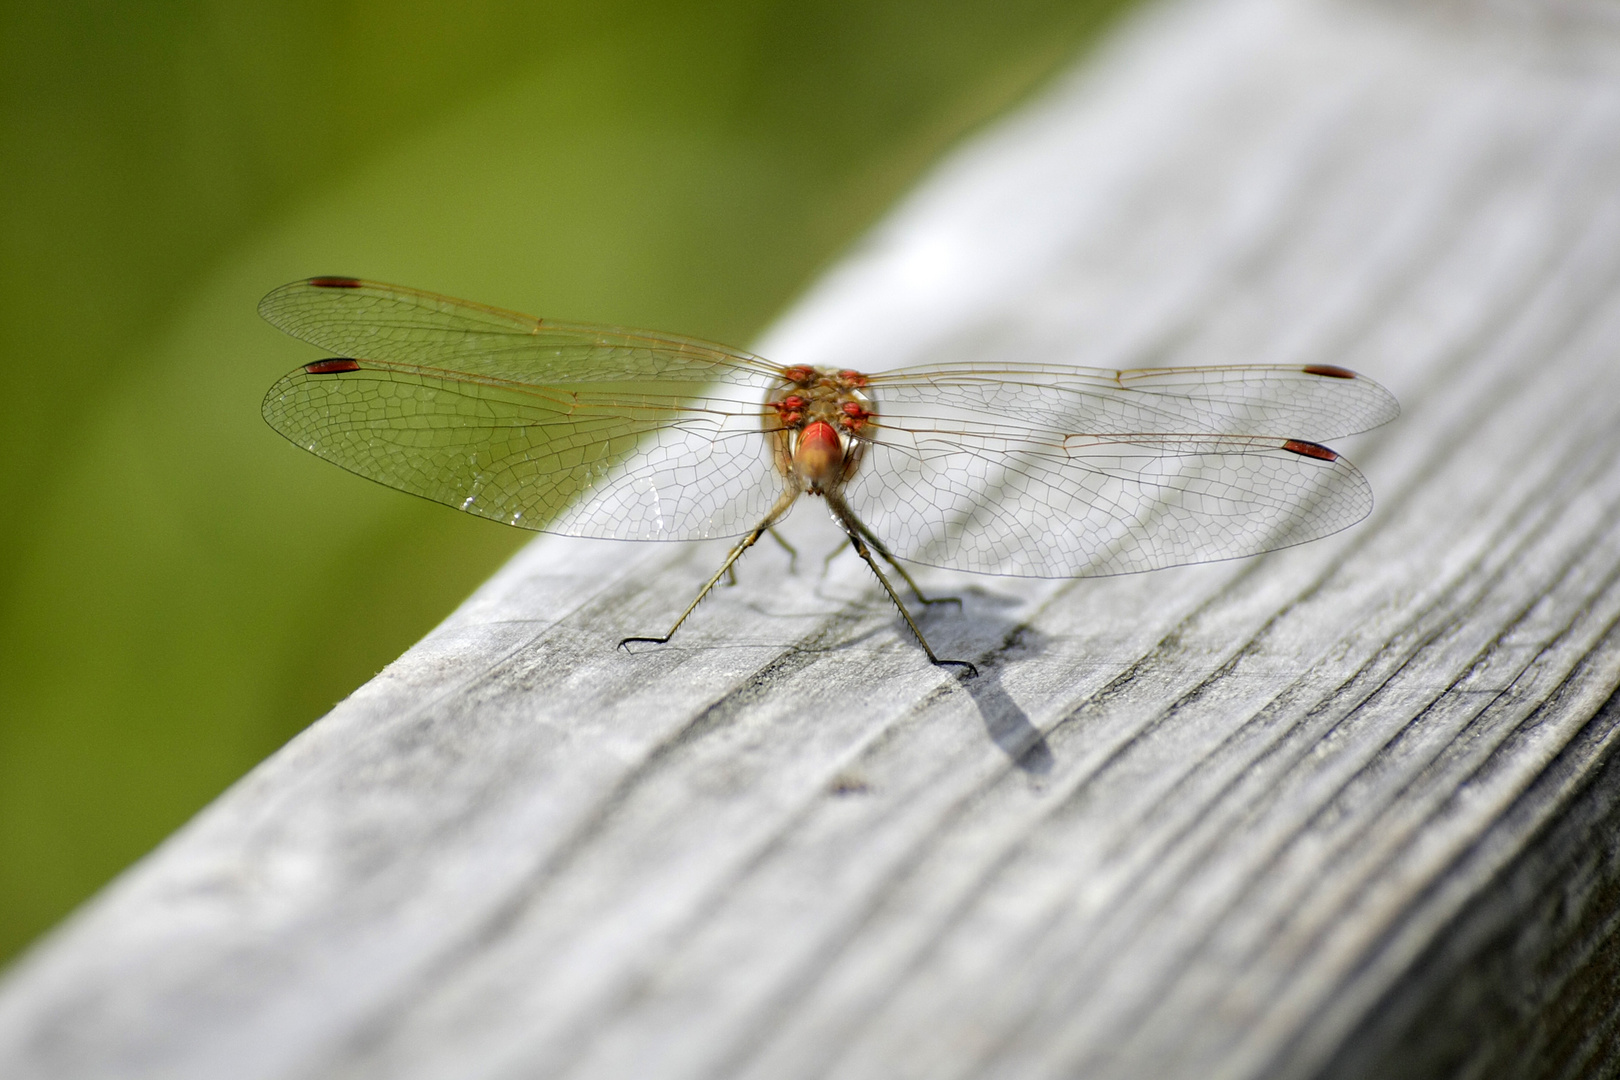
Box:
[260,277,1399,677]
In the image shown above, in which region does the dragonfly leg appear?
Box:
[767,528,800,572]
[845,535,977,677]
[819,545,842,581]
[847,513,961,609]
[883,550,961,609]
[620,487,800,653]
[619,528,764,650]
[825,494,976,677]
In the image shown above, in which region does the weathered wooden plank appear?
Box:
[6,0,1620,1077]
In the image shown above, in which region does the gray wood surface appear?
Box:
[7,0,1620,1076]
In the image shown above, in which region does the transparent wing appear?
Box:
[260,278,1394,570]
[849,415,1376,577]
[868,361,1398,441]
[260,278,787,540]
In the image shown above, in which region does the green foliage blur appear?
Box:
[0,0,1135,966]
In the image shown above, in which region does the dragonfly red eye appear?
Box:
[772,395,807,426]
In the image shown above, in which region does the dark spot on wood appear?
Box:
[1283,439,1338,461]
[829,774,870,795]
[304,358,363,374]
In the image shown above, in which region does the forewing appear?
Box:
[847,416,1374,577]
[868,362,1398,441]
[259,277,783,386]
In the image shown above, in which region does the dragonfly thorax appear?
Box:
[764,365,875,492]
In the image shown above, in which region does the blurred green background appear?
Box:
[0,0,1137,966]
